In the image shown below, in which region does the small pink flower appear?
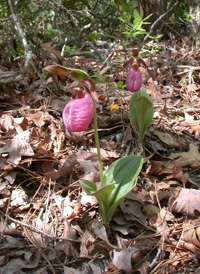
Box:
[63,93,94,132]
[126,65,142,93]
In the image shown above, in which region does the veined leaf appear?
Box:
[103,156,143,201]
[102,156,143,225]
[129,88,154,142]
[133,9,142,20]
[79,180,97,195]
[80,180,115,223]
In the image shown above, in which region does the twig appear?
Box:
[0,74,23,84]
[177,65,200,70]
[99,45,115,70]
[154,179,162,211]
[49,0,79,24]
[0,211,80,242]
[0,16,11,22]
[7,0,32,70]
[0,199,11,240]
[149,247,162,269]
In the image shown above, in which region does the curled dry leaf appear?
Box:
[183,223,200,248]
[154,130,185,148]
[10,188,30,212]
[169,188,200,217]
[120,196,147,225]
[112,247,149,274]
[143,204,161,226]
[112,248,140,273]
[189,125,200,141]
[37,156,78,180]
[0,130,34,170]
[169,143,200,168]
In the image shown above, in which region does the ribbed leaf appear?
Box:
[102,155,143,225]
[129,88,154,142]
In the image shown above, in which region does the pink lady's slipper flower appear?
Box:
[126,64,142,93]
[63,92,94,132]
[114,49,154,93]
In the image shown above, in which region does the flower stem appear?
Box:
[93,101,104,186]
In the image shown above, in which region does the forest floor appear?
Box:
[0,39,200,274]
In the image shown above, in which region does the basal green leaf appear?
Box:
[94,183,115,221]
[103,156,143,202]
[102,156,143,225]
[79,180,97,195]
[57,65,90,78]
[129,88,154,142]
[80,180,115,225]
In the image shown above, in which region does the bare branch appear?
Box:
[7,0,32,70]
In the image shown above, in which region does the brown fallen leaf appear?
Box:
[154,130,185,148]
[112,247,149,274]
[189,125,200,141]
[183,223,200,248]
[64,266,83,274]
[0,130,34,170]
[169,188,200,217]
[24,110,46,127]
[181,112,200,141]
[36,156,78,180]
[10,188,30,212]
[143,204,161,226]
[112,247,140,273]
[41,42,63,63]
[120,192,147,224]
[0,251,40,274]
[169,143,200,168]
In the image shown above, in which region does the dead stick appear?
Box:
[0,211,80,242]
[7,0,32,70]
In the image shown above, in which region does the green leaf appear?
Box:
[46,23,52,31]
[93,183,115,220]
[143,13,153,21]
[134,18,141,25]
[80,180,115,222]
[79,180,97,195]
[129,88,154,142]
[88,30,97,41]
[117,81,125,88]
[102,156,143,225]
[80,156,143,227]
[133,9,142,20]
[33,9,44,20]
